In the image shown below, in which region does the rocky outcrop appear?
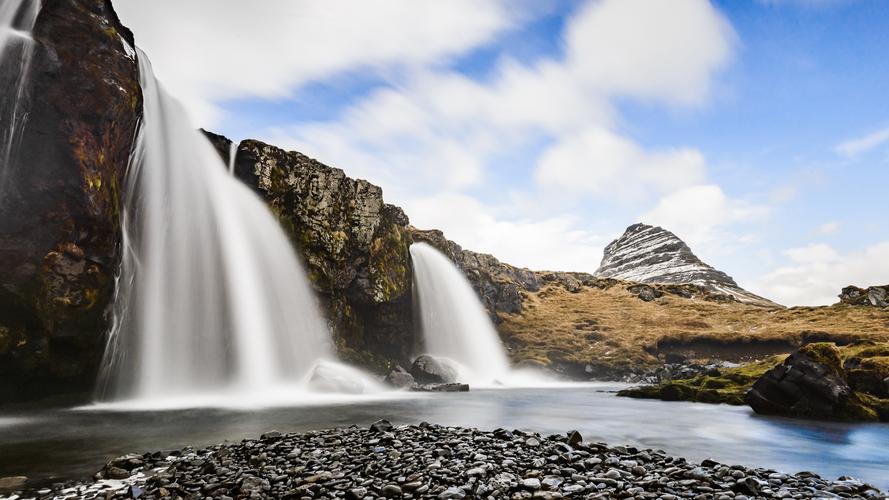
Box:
[745,343,884,421]
[226,139,414,367]
[839,285,888,307]
[596,223,779,308]
[0,0,141,402]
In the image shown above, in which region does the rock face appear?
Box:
[595,223,779,307]
[839,285,889,307]
[226,139,414,367]
[745,343,880,421]
[0,0,141,402]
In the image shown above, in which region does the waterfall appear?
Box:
[409,242,512,385]
[0,0,39,192]
[97,50,370,404]
[228,141,237,174]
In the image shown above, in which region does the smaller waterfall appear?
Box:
[228,141,237,174]
[410,242,511,384]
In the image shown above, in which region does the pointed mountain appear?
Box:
[595,223,780,307]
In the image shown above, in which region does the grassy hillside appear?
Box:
[498,281,889,377]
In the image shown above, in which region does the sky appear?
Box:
[114,0,889,307]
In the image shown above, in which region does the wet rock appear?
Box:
[410,354,459,384]
[370,419,394,433]
[566,430,583,447]
[384,365,415,388]
[0,476,27,493]
[411,383,469,392]
[381,484,402,497]
[0,0,142,403]
[746,343,879,421]
[23,424,885,499]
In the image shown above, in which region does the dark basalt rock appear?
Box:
[410,354,459,384]
[0,0,141,402]
[746,343,878,421]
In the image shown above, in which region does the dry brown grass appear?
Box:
[498,284,889,373]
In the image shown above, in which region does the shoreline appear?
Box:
[5,421,885,500]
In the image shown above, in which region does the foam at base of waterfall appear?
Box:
[88,359,397,410]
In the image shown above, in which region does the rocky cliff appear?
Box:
[595,223,779,308]
[0,0,141,402]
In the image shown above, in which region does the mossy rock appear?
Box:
[797,342,843,375]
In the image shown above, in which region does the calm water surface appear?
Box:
[1,384,888,490]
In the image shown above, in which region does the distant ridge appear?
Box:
[595,223,780,308]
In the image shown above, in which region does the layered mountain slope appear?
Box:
[595,223,779,308]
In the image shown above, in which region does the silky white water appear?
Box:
[0,0,38,191]
[409,242,513,385]
[228,141,237,174]
[97,51,377,403]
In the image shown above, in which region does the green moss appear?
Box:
[368,225,410,303]
[836,393,880,422]
[618,355,785,406]
[798,342,843,375]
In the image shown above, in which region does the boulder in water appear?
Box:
[745,343,878,421]
[411,383,469,392]
[384,365,415,389]
[410,355,459,384]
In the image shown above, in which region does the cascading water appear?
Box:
[228,141,237,174]
[409,242,512,385]
[97,50,379,405]
[0,0,39,192]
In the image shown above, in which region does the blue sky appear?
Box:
[115,0,889,306]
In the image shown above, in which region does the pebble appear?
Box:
[12,423,885,500]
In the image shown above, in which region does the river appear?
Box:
[1,383,887,491]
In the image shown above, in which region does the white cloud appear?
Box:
[265,0,735,204]
[404,193,607,272]
[752,242,889,306]
[565,0,735,105]
[816,221,841,235]
[114,0,518,125]
[834,125,889,157]
[535,128,707,198]
[639,184,768,257]
[123,0,744,274]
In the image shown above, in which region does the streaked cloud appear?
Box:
[834,125,889,157]
[115,0,521,125]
